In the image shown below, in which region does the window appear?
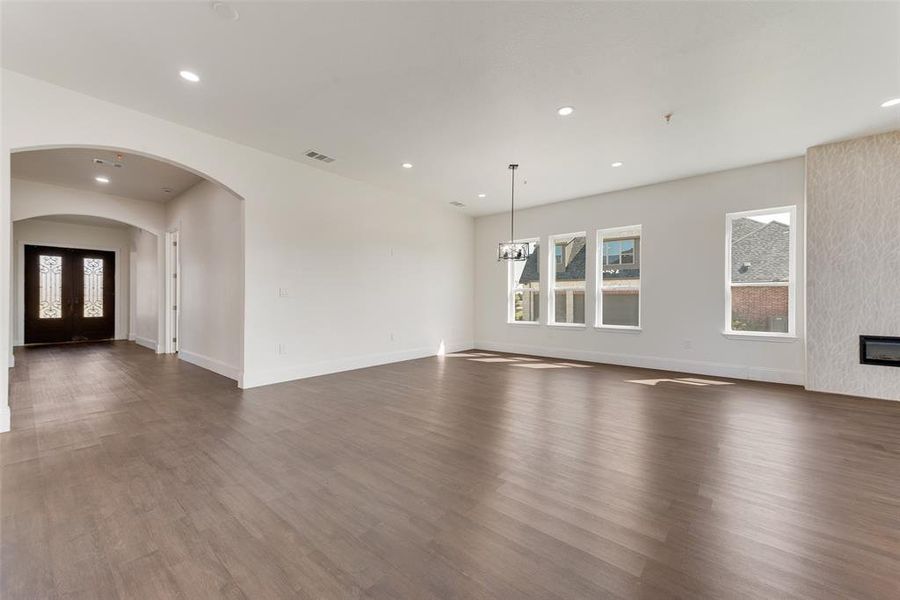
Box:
[39,254,63,319]
[725,207,796,335]
[508,240,540,323]
[83,257,104,318]
[549,233,586,325]
[598,225,641,328]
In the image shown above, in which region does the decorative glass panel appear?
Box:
[39,255,63,319]
[83,258,104,318]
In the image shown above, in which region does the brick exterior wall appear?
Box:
[731,285,788,324]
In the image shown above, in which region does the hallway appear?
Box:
[2,342,900,599]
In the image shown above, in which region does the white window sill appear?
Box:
[722,331,799,342]
[548,323,586,329]
[507,321,540,326]
[595,325,642,333]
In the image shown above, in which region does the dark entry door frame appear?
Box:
[22,243,117,345]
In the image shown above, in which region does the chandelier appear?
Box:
[497,164,529,261]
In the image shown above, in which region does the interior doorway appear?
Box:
[24,244,115,344]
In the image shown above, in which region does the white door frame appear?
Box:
[164,230,180,354]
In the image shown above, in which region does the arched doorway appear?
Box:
[8,147,245,389]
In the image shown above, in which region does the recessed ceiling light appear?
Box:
[611,162,623,168]
[881,97,900,108]
[179,70,200,83]
[477,193,486,198]
[402,162,413,169]
[95,176,110,183]
[557,106,574,116]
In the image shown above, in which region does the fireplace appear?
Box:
[859,335,900,367]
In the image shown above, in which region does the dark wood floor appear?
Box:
[2,342,899,599]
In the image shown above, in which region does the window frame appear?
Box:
[724,205,797,338]
[507,237,541,325]
[596,225,642,330]
[548,231,587,328]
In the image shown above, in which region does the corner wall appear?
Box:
[806,130,900,400]
[131,228,159,352]
[474,158,806,384]
[165,180,243,379]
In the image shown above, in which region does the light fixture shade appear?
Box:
[498,241,530,261]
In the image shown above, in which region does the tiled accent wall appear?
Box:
[806,130,900,400]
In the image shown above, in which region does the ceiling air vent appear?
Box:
[449,201,466,207]
[304,149,335,163]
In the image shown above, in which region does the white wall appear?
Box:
[12,218,132,343]
[474,158,806,384]
[1,70,475,406]
[12,178,165,234]
[165,180,242,379]
[132,228,160,352]
[806,130,900,401]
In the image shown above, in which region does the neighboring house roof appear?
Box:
[556,238,586,281]
[518,236,644,284]
[731,218,790,282]
[518,238,587,284]
[518,246,540,284]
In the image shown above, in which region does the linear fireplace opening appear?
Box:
[859,335,900,367]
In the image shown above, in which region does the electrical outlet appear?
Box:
[277,343,287,355]
[390,332,395,342]
[278,287,289,297]
[683,339,693,350]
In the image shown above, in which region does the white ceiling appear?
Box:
[2,2,899,216]
[11,148,203,203]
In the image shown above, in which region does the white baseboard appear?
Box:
[474,340,805,385]
[8,354,14,368]
[134,336,160,353]
[0,404,10,433]
[240,341,474,389]
[178,349,240,382]
[128,333,136,341]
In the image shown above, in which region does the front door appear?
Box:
[24,245,115,344]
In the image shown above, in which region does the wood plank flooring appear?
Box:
[2,341,899,599]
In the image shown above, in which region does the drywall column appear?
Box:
[1,144,10,432]
[806,130,900,400]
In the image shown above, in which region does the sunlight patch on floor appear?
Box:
[446,352,592,370]
[627,377,735,387]
[468,357,519,363]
